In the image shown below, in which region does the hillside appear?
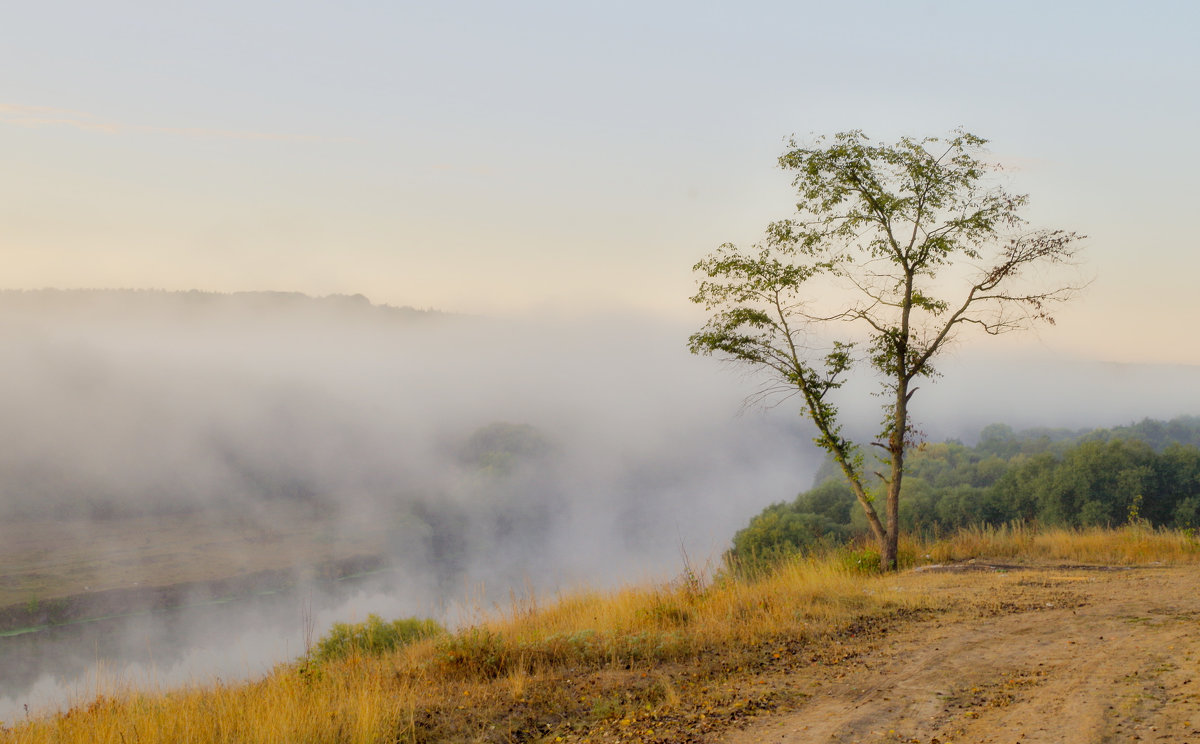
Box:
[2,527,1198,742]
[0,288,443,321]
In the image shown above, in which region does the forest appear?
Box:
[730,416,1200,565]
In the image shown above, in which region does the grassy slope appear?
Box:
[2,525,1198,743]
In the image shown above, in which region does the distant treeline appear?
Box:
[731,416,1200,564]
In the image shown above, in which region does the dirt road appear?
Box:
[723,566,1200,744]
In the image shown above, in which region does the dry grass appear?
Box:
[3,525,1196,743]
[1,660,413,744]
[917,523,1200,566]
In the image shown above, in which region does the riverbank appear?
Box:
[0,553,387,636]
[0,504,406,634]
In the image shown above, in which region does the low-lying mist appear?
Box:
[0,290,819,576]
[2,289,1197,719]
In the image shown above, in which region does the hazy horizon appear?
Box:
[3,1,1198,364]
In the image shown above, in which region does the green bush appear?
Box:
[835,544,917,573]
[836,546,880,574]
[728,501,849,571]
[308,614,444,664]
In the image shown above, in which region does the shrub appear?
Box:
[835,543,917,573]
[728,502,848,572]
[837,546,881,574]
[308,614,444,664]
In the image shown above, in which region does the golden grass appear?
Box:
[917,523,1200,566]
[434,556,908,676]
[2,660,413,744]
[3,525,1196,743]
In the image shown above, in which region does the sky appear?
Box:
[2,0,1198,363]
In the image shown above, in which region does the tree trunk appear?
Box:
[881,486,900,570]
[882,380,910,572]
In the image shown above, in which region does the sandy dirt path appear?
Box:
[722,566,1200,744]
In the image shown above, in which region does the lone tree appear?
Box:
[689,130,1083,570]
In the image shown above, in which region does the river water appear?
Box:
[0,568,437,723]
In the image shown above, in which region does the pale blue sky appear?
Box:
[2,1,1198,361]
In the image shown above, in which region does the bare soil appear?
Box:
[721,565,1200,744]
